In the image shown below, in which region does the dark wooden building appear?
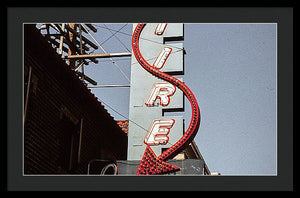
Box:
[24,25,127,174]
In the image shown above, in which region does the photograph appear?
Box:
[7,7,293,191]
[23,22,277,176]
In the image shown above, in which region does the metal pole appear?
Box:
[87,84,130,88]
[67,23,76,67]
[24,66,32,125]
[62,52,132,59]
[58,23,65,55]
[77,118,83,164]
[78,24,84,81]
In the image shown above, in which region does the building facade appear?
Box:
[24,25,127,174]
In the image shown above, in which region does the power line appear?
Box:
[96,98,148,132]
[96,97,174,147]
[93,48,183,65]
[101,24,130,52]
[93,24,184,51]
[81,24,131,83]
[84,23,181,148]
[82,24,184,85]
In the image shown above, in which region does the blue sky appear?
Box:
[83,23,277,175]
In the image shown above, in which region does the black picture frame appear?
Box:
[7,6,293,191]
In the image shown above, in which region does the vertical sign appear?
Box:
[127,23,184,160]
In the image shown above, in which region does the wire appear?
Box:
[94,48,183,65]
[81,24,131,83]
[131,48,184,66]
[101,24,130,53]
[97,97,174,147]
[104,24,131,52]
[94,24,184,51]
[87,23,183,148]
[97,98,148,132]
[87,24,185,83]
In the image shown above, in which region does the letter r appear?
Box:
[145,83,176,106]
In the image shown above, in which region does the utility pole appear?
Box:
[38,23,132,86]
[68,23,76,68]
